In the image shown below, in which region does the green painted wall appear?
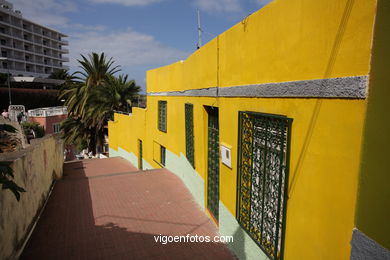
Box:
[356,0,390,250]
[219,202,268,260]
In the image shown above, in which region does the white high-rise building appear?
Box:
[0,0,69,78]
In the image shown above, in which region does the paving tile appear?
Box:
[20,157,236,260]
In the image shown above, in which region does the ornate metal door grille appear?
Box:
[207,107,219,221]
[236,111,292,260]
[185,103,195,168]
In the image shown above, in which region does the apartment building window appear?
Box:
[53,123,61,133]
[2,62,7,69]
[1,51,7,57]
[0,39,6,45]
[0,27,5,34]
[43,50,47,55]
[26,65,30,72]
[24,45,29,51]
[25,55,29,61]
[160,145,166,166]
[236,111,292,260]
[43,40,47,46]
[158,100,167,132]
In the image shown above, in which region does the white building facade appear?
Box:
[0,0,68,78]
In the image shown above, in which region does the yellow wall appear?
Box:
[147,0,376,93]
[109,0,378,259]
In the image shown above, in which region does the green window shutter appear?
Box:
[158,101,167,132]
[160,145,166,166]
[185,103,195,168]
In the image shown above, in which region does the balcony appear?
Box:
[59,48,69,54]
[28,106,68,117]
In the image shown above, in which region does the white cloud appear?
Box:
[88,0,163,6]
[11,0,77,27]
[194,0,242,13]
[69,28,189,69]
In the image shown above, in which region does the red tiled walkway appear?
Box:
[21,157,236,260]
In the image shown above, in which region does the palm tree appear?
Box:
[60,52,140,156]
[83,74,141,153]
[62,52,120,117]
[60,117,90,150]
[91,74,141,114]
[48,69,72,80]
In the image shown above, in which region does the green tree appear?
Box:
[48,69,72,80]
[60,53,139,155]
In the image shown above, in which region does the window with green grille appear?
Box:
[236,111,292,260]
[185,103,195,168]
[158,100,167,132]
[160,145,166,166]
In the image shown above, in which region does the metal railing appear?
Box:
[28,106,67,117]
[236,111,292,260]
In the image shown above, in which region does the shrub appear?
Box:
[21,122,45,138]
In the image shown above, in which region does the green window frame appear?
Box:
[185,103,195,168]
[160,145,166,166]
[158,100,167,132]
[236,111,292,260]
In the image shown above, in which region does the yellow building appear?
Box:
[109,0,390,259]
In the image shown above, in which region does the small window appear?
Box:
[53,123,61,133]
[158,100,167,132]
[160,145,166,166]
[0,39,6,45]
[185,103,195,168]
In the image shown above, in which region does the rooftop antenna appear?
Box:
[197,9,202,49]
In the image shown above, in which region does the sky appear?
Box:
[10,0,272,92]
